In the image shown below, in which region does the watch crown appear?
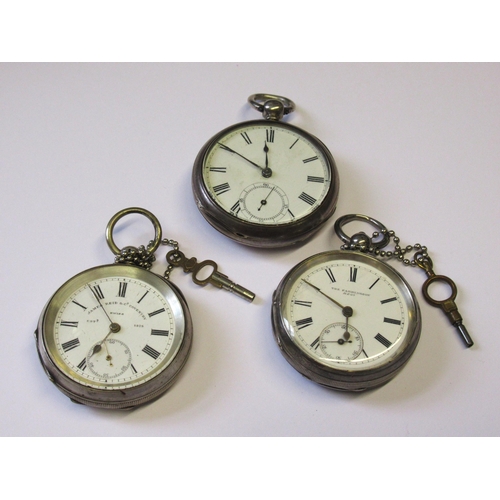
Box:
[349,232,371,251]
[262,99,285,121]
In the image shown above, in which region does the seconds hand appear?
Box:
[258,186,276,211]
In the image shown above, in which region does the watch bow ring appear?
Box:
[334,214,391,250]
[105,207,162,258]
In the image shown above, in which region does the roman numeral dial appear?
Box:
[282,254,412,375]
[48,273,181,391]
[200,122,333,229]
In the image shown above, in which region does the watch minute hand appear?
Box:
[219,143,264,170]
[87,284,121,332]
[219,143,272,177]
[301,279,346,310]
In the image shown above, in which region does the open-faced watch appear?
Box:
[35,208,193,409]
[192,94,340,248]
[271,215,422,391]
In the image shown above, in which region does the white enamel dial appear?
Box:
[41,267,186,392]
[278,252,419,373]
[202,123,332,225]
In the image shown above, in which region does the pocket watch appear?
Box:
[271,214,473,392]
[35,207,255,409]
[34,207,193,410]
[192,93,340,248]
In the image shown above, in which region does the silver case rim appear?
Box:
[192,119,340,248]
[35,264,193,410]
[271,251,422,391]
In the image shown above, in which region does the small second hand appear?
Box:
[102,341,113,365]
[258,186,276,211]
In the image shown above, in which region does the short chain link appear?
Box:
[161,238,179,279]
[340,229,430,268]
[114,240,157,270]
[338,222,474,347]
[114,237,182,278]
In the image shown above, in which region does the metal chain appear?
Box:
[161,238,179,279]
[340,229,430,268]
[338,221,474,347]
[114,237,182,278]
[114,240,157,270]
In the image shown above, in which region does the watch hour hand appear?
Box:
[263,142,272,177]
[322,339,353,344]
[90,341,112,364]
[90,323,120,358]
[343,306,353,340]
